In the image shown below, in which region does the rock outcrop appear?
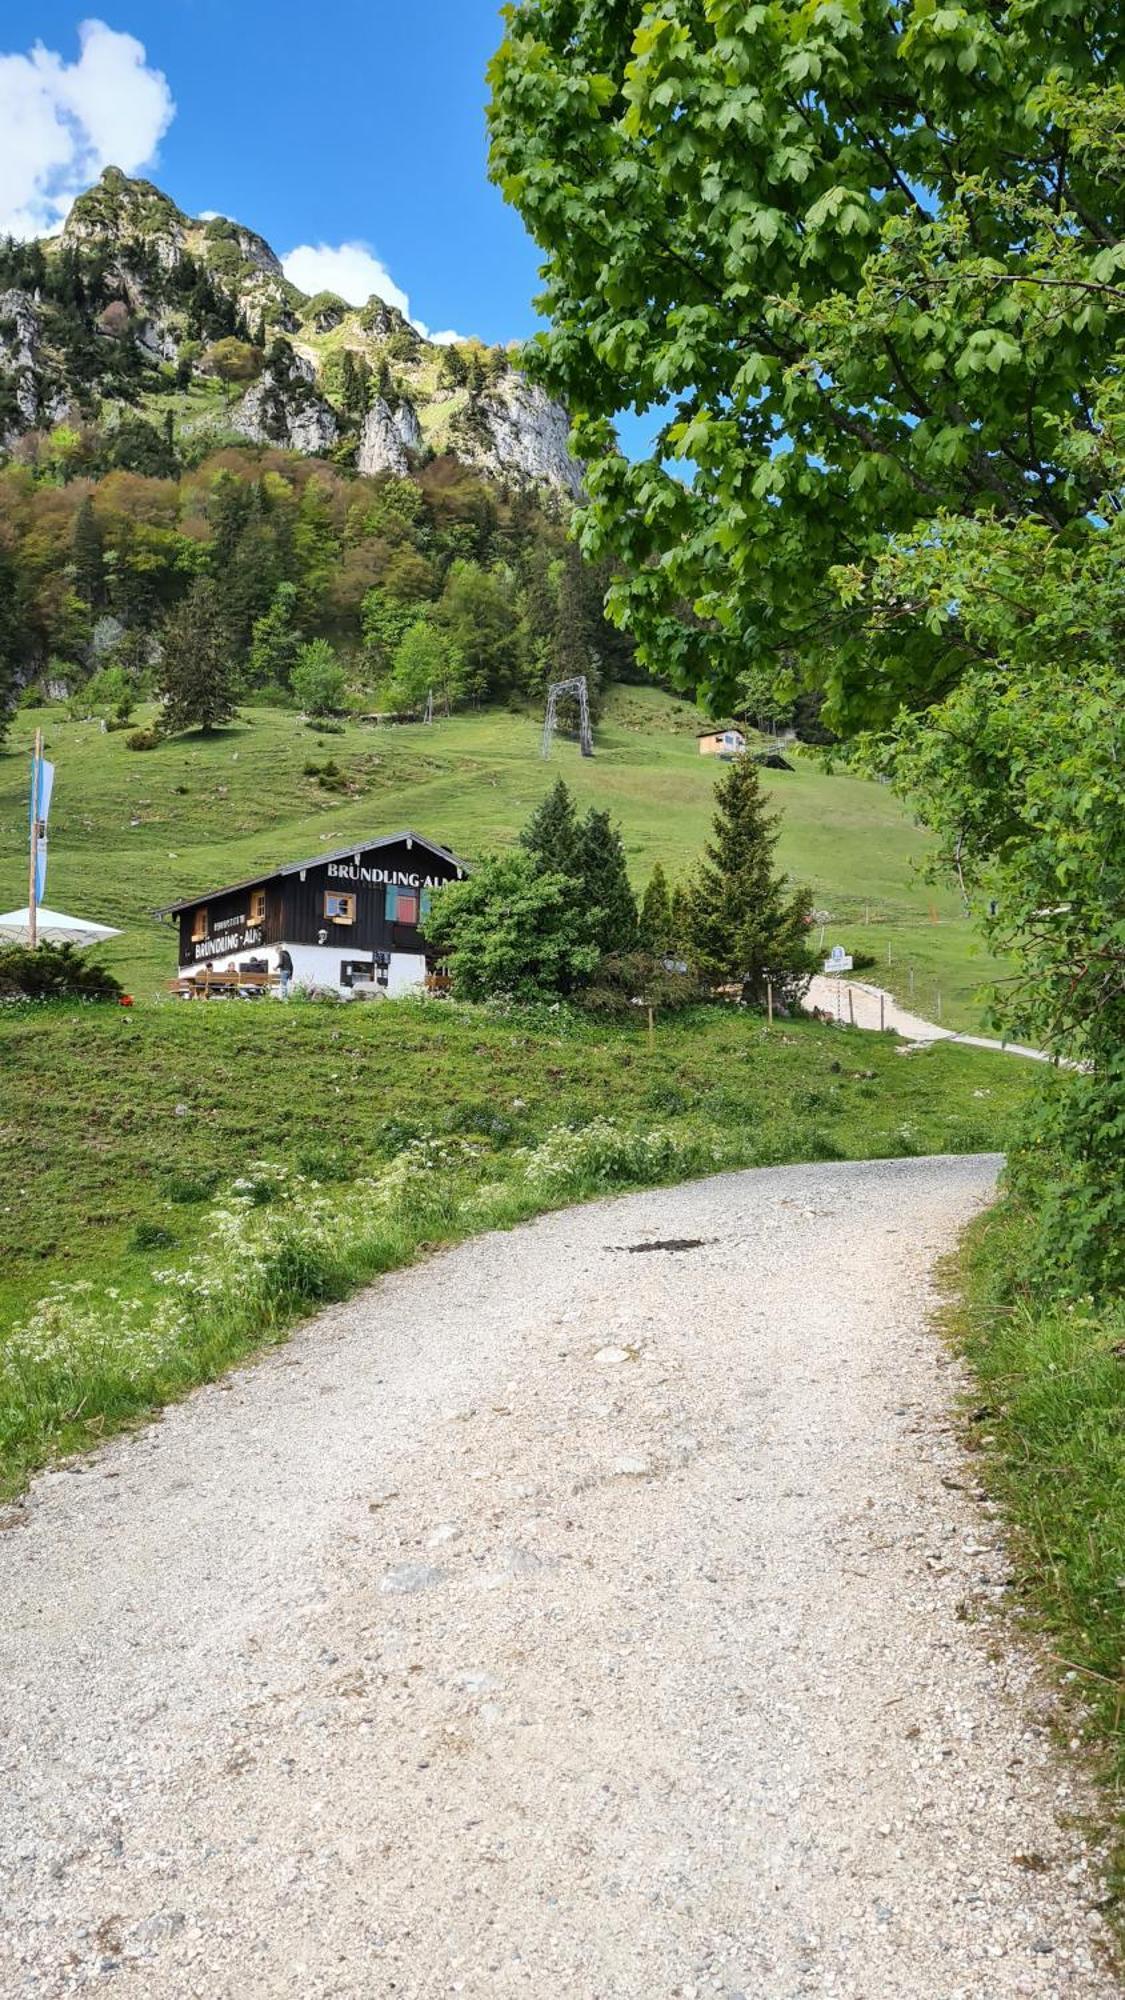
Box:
[356,396,423,476]
[230,364,339,454]
[456,377,583,500]
[1,167,584,500]
[0,290,68,436]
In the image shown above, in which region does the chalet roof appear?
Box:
[696,724,745,738]
[155,830,469,918]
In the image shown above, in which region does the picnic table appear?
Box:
[168,969,279,999]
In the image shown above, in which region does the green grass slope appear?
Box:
[0,687,1000,1026]
[0,997,1025,1491]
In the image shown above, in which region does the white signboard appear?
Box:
[825,946,853,973]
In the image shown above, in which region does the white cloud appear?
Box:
[281,239,467,346]
[0,19,175,239]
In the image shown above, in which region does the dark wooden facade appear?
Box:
[163,832,467,974]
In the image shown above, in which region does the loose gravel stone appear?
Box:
[0,1156,1118,1998]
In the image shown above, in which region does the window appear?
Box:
[248,889,266,924]
[324,891,355,924]
[191,907,207,943]
[384,883,419,926]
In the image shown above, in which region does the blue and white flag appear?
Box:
[29,751,54,905]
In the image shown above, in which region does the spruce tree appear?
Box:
[639,862,673,955]
[687,755,817,1006]
[669,881,691,956]
[573,807,638,956]
[520,777,581,879]
[71,497,105,609]
[247,582,301,690]
[157,578,238,734]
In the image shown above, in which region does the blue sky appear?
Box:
[0,4,544,345]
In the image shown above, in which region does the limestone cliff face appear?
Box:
[229,358,339,454]
[0,290,67,437]
[1,168,584,500]
[456,377,583,500]
[356,396,423,476]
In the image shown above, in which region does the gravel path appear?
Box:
[802,976,1049,1062]
[0,1156,1117,1999]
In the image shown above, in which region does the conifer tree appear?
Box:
[687,755,817,1007]
[520,777,581,880]
[71,497,105,609]
[157,578,237,735]
[247,582,301,690]
[574,806,638,956]
[669,881,691,956]
[639,862,673,955]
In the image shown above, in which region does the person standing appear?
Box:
[276,946,293,999]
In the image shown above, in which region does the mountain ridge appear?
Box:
[0,167,582,497]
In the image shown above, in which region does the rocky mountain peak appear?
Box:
[0,171,582,499]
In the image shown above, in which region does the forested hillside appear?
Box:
[0,446,631,731]
[0,167,619,731]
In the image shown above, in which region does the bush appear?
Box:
[126,727,161,751]
[1007,1061,1125,1293]
[577,952,703,1018]
[0,944,122,1001]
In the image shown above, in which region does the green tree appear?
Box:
[638,862,673,956]
[386,620,460,714]
[687,756,817,1008]
[206,337,263,394]
[247,581,301,691]
[424,851,599,1001]
[437,559,523,701]
[520,777,581,881]
[72,663,134,726]
[439,345,468,389]
[71,497,105,609]
[157,578,238,735]
[488,7,1125,727]
[291,638,345,716]
[854,485,1125,1288]
[573,806,638,957]
[362,585,420,674]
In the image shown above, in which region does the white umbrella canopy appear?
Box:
[0,907,122,947]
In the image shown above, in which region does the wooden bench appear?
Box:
[168,971,279,998]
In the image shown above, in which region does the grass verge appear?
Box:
[944,1196,1125,1902]
[2,996,1027,1495]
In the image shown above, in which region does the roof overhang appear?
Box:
[154,830,470,919]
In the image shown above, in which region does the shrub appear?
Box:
[577,952,703,1018]
[130,1222,176,1252]
[126,727,161,751]
[0,944,122,1001]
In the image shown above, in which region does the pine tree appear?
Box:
[157,578,238,734]
[340,348,359,417]
[520,777,581,879]
[639,862,673,955]
[574,807,638,955]
[687,755,817,1006]
[71,497,105,609]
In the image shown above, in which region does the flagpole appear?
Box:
[28,727,41,951]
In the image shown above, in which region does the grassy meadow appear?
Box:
[0,996,1027,1494]
[0,683,1029,1495]
[0,685,1001,1028]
